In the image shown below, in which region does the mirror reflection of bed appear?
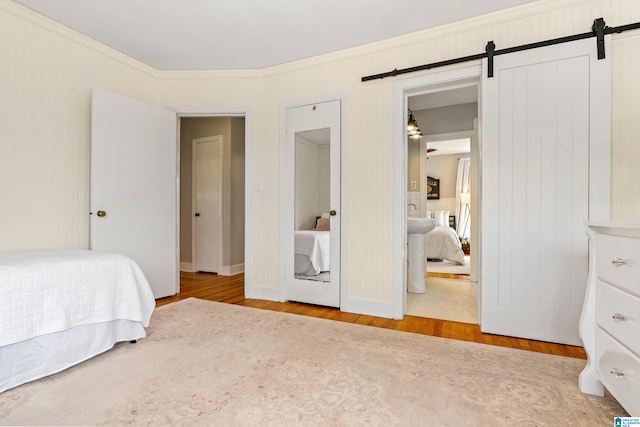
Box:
[294,218,330,282]
[294,128,331,283]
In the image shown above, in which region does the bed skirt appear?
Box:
[0,319,146,393]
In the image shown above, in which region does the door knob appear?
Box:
[329,210,337,216]
[195,213,200,217]
[97,210,107,217]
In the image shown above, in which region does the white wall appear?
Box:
[0,0,159,250]
[230,117,246,267]
[408,103,477,191]
[425,153,471,216]
[3,0,640,315]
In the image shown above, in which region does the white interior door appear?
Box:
[193,135,222,273]
[90,88,178,299]
[282,100,341,307]
[480,37,610,345]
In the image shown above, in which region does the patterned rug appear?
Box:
[0,298,625,425]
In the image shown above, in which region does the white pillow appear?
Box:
[434,210,449,227]
[426,210,434,219]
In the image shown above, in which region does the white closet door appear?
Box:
[480,37,610,345]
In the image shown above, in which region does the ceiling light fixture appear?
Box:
[407,109,422,139]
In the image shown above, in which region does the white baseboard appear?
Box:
[244,284,279,301]
[181,262,245,275]
[180,262,194,272]
[342,296,394,319]
[217,263,244,276]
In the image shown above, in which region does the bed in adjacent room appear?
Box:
[0,248,156,393]
[425,210,465,265]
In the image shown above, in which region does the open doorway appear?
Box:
[178,117,246,278]
[392,65,481,322]
[406,89,477,324]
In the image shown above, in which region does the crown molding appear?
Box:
[259,0,590,79]
[1,0,160,78]
[158,69,263,80]
[3,0,597,81]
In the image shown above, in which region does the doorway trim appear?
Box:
[171,106,255,297]
[392,65,482,319]
[278,93,348,309]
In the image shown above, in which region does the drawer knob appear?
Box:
[611,257,627,267]
[612,313,626,322]
[610,368,625,379]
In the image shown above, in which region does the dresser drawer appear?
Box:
[596,328,640,416]
[597,281,640,356]
[596,234,640,296]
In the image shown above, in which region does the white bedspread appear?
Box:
[425,226,465,265]
[0,248,156,347]
[294,230,330,275]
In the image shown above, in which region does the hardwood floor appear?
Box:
[156,271,586,360]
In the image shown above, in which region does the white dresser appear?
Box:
[579,222,640,416]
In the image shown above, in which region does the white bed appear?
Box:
[0,248,156,393]
[294,230,330,276]
[425,225,466,265]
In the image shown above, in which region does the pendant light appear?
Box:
[407,109,422,139]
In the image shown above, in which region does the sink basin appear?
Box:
[407,217,437,234]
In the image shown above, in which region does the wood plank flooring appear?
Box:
[156,271,586,360]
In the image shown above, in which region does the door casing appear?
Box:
[172,107,254,296]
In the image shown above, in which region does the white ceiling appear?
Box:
[409,86,478,111]
[13,0,539,70]
[426,138,470,156]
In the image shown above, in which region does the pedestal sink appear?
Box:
[407,217,437,293]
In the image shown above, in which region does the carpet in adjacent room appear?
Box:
[407,276,477,323]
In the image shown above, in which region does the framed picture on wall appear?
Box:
[427,176,440,200]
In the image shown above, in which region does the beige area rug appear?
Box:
[407,277,478,324]
[427,255,471,275]
[0,298,625,426]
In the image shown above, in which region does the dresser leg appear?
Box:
[578,360,604,396]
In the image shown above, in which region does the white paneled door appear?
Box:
[481,38,611,345]
[90,88,178,299]
[193,135,222,273]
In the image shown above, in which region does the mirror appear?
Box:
[293,128,331,283]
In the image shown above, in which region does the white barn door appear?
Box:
[480,37,610,345]
[91,88,178,299]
